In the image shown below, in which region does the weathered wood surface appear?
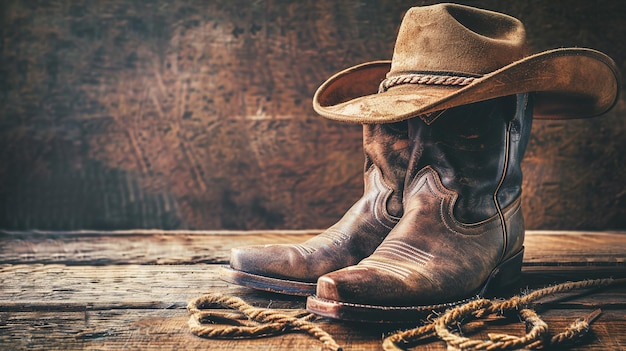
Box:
[1,231,625,350]
[1,0,625,231]
[1,309,624,351]
[0,229,320,265]
[1,230,624,266]
[2,263,625,313]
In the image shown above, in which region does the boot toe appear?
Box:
[316,264,447,307]
[230,245,285,275]
[229,245,261,271]
[229,244,317,281]
[316,268,373,303]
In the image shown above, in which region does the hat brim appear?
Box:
[313,48,621,124]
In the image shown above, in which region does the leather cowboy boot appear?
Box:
[221,122,410,295]
[307,93,533,321]
[305,3,617,322]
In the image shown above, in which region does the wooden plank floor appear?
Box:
[0,230,624,350]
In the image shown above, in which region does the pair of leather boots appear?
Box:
[222,93,532,322]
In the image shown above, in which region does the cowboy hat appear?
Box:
[313,3,621,124]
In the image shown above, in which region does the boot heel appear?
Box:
[479,247,524,297]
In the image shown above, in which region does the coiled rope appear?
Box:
[383,277,625,350]
[187,277,625,351]
[187,292,341,351]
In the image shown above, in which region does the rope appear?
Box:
[187,292,342,351]
[378,73,478,93]
[382,277,626,351]
[186,278,624,351]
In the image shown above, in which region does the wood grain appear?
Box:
[1,230,624,266]
[2,263,624,312]
[1,230,625,350]
[1,309,625,351]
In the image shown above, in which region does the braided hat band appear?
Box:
[378,73,480,93]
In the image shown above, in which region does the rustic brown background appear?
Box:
[1,0,625,230]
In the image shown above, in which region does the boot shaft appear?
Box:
[362,121,410,218]
[405,93,533,223]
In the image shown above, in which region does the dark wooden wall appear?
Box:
[1,0,625,230]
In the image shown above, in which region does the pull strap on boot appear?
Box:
[221,122,410,295]
[308,94,533,321]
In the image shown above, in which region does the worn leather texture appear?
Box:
[229,122,410,282]
[316,94,532,306]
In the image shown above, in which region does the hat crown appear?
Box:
[390,3,527,76]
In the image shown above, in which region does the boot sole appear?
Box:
[219,266,317,296]
[306,247,524,322]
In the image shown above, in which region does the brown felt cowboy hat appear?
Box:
[313,3,621,124]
